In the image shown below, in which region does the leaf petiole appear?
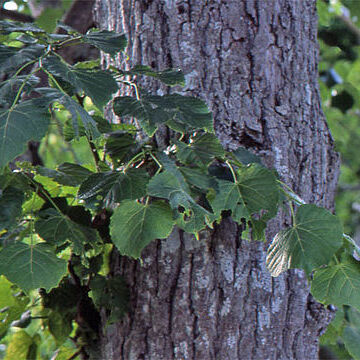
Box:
[10,67,41,110]
[149,152,162,174]
[226,160,237,183]
[124,151,146,171]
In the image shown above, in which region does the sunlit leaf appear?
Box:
[110,200,174,258]
[0,276,28,339]
[267,204,343,276]
[4,330,34,360]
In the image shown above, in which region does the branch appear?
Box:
[0,8,34,22]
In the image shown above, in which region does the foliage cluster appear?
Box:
[0,11,356,360]
[318,1,360,358]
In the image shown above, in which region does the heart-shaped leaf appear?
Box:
[0,242,67,293]
[209,164,279,223]
[123,65,185,86]
[43,56,118,109]
[0,99,50,168]
[110,200,174,258]
[176,133,224,168]
[78,169,149,209]
[82,30,127,56]
[147,170,214,233]
[37,163,93,187]
[311,255,360,310]
[0,187,24,231]
[36,88,99,139]
[35,209,98,254]
[267,204,343,276]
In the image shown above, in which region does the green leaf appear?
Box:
[343,326,360,360]
[113,93,214,135]
[48,311,73,346]
[48,346,78,360]
[82,30,127,56]
[0,20,45,34]
[179,167,217,191]
[322,306,345,340]
[74,59,101,70]
[267,204,343,276]
[78,169,149,209]
[146,94,214,133]
[0,276,28,339]
[229,147,263,165]
[4,330,34,360]
[147,170,214,233]
[43,56,118,109]
[89,274,129,322]
[0,44,44,73]
[311,255,360,310]
[176,133,224,168]
[62,96,101,139]
[104,132,137,163]
[0,45,17,69]
[124,65,185,86]
[0,242,67,293]
[36,88,99,139]
[113,96,168,136]
[0,99,50,168]
[15,34,39,45]
[35,208,98,254]
[0,187,24,231]
[209,164,279,223]
[347,307,360,328]
[110,200,174,258]
[156,152,190,189]
[0,75,40,108]
[37,163,93,187]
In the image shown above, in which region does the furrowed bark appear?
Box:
[94,1,339,359]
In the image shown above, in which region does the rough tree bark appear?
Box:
[93,1,340,359]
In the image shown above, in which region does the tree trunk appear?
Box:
[93,1,340,359]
